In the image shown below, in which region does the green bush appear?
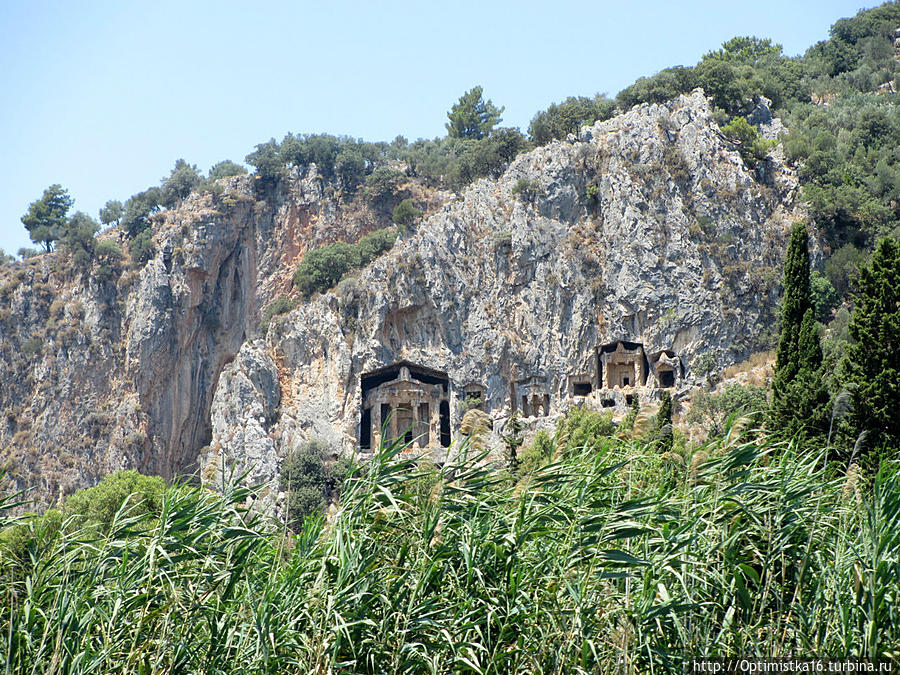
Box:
[293,228,397,298]
[293,242,357,297]
[492,230,513,250]
[511,178,540,200]
[811,270,839,322]
[94,239,124,283]
[128,228,155,266]
[693,352,718,378]
[686,383,769,434]
[392,198,422,229]
[21,337,42,357]
[517,429,554,475]
[280,439,351,530]
[558,406,616,451]
[0,508,63,576]
[720,116,776,166]
[364,167,405,204]
[62,470,165,531]
[529,94,616,144]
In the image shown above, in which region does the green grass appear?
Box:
[1,425,899,673]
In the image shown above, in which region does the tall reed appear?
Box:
[1,428,897,673]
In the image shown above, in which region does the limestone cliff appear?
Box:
[1,89,804,507]
[0,169,408,504]
[205,90,804,499]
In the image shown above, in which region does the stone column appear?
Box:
[372,396,382,450]
[430,396,441,449]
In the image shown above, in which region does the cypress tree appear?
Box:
[770,223,829,438]
[844,237,900,460]
[654,391,674,452]
[775,223,812,377]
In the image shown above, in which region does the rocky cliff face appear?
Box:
[1,89,804,507]
[205,90,804,500]
[0,170,408,504]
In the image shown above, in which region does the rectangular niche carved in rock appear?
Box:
[360,361,450,450]
[597,340,649,389]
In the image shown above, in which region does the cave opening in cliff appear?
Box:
[659,369,675,388]
[601,398,615,408]
[360,361,450,450]
[573,382,592,396]
[462,382,486,411]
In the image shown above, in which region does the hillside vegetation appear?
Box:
[6,3,900,291]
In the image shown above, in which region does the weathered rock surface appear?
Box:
[1,88,806,507]
[0,170,408,505]
[209,89,804,490]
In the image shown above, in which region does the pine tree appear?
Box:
[770,223,829,438]
[446,86,504,140]
[844,237,900,460]
[21,184,73,252]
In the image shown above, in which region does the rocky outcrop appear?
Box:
[0,170,413,505]
[208,89,804,491]
[1,88,806,508]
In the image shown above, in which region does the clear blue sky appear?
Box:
[0,0,875,254]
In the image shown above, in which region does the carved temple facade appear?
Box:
[359,361,451,451]
[567,340,683,407]
[356,344,684,449]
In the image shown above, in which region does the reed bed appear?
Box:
[1,427,898,673]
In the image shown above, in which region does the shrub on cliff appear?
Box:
[528,94,616,144]
[720,116,775,166]
[392,198,421,229]
[293,228,397,298]
[259,295,297,333]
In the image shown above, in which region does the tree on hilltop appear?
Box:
[446,86,504,140]
[99,200,124,227]
[21,184,73,252]
[208,160,247,181]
